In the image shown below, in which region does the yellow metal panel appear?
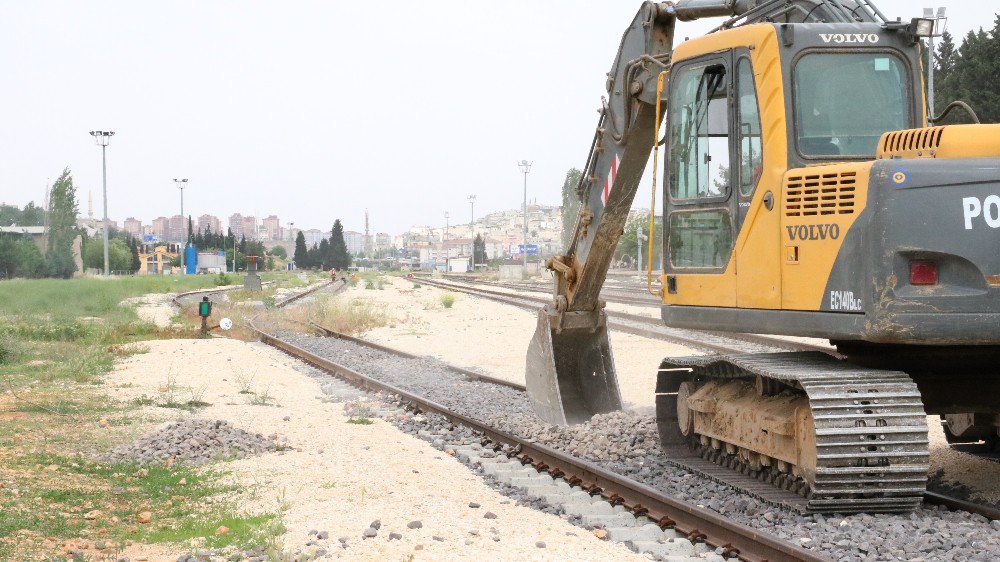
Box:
[780,163,872,311]
[736,27,786,309]
[663,266,738,307]
[876,124,1000,160]
[671,24,775,64]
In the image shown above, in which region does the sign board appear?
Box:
[512,244,540,255]
[143,234,156,243]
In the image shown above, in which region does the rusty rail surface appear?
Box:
[251,322,830,562]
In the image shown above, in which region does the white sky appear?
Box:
[0,1,988,234]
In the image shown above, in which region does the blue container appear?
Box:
[185,245,197,274]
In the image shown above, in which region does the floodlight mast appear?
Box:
[89,130,115,277]
[174,179,189,274]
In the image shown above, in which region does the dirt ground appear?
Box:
[103,338,648,561]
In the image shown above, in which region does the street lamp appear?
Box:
[924,7,948,120]
[89,130,115,276]
[518,160,533,271]
[173,178,188,274]
[468,194,477,270]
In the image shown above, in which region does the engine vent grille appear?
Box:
[878,127,945,158]
[784,172,857,217]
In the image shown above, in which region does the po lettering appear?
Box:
[962,196,1000,230]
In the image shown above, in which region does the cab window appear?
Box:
[794,53,910,157]
[736,58,762,197]
[668,64,731,200]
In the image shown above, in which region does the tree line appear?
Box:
[293,219,352,270]
[934,16,1000,123]
[0,168,80,279]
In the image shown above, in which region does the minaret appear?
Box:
[88,191,94,219]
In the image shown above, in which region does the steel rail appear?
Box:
[416,277,836,356]
[252,322,830,562]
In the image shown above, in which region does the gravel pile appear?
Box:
[105,419,289,466]
[282,332,1000,562]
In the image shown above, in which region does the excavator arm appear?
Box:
[526,1,677,425]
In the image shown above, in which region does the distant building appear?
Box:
[197,214,221,235]
[302,228,325,247]
[344,230,364,254]
[137,243,181,275]
[123,217,142,238]
[152,217,169,238]
[228,213,244,238]
[241,216,257,240]
[375,232,391,251]
[167,215,186,242]
[262,215,280,240]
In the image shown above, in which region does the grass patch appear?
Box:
[0,274,333,558]
[440,293,456,309]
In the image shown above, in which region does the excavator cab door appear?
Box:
[663,52,738,305]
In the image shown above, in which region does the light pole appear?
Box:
[518,160,533,271]
[924,7,948,120]
[173,179,188,274]
[89,130,114,276]
[468,194,476,270]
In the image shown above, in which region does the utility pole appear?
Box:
[89,131,114,276]
[924,7,948,120]
[444,211,450,267]
[518,160,533,271]
[174,179,188,274]
[468,194,476,271]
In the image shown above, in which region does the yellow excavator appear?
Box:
[526,0,1000,513]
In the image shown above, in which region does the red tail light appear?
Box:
[909,261,938,285]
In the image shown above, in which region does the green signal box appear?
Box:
[199,296,212,336]
[199,296,212,317]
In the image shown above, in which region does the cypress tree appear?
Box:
[293,231,308,268]
[46,168,79,278]
[328,220,351,270]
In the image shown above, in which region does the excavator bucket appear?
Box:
[525,307,623,425]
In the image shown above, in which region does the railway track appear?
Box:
[305,319,1000,523]
[251,320,829,562]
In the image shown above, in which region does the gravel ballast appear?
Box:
[104,418,289,466]
[280,331,1000,562]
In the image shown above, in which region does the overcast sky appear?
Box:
[0,1,989,235]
